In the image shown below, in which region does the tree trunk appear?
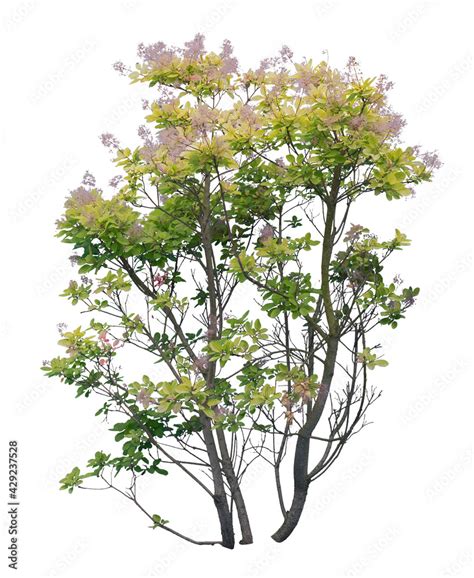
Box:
[215,429,253,544]
[200,413,235,549]
[271,336,338,542]
[271,170,342,542]
[198,174,251,546]
[271,435,310,542]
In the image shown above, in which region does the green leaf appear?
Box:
[151,514,169,528]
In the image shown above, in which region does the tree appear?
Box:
[43,35,440,549]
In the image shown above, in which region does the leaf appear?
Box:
[151,514,169,528]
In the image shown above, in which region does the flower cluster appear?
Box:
[65,186,96,208]
[57,322,68,335]
[258,224,275,243]
[183,33,205,60]
[421,151,442,170]
[109,175,122,188]
[258,45,294,74]
[100,132,120,150]
[219,39,238,74]
[98,330,123,350]
[191,104,219,135]
[112,61,128,76]
[81,171,96,188]
[137,40,177,67]
[158,127,191,160]
[238,104,261,130]
[343,224,365,244]
[137,124,160,163]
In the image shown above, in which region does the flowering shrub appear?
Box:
[43,35,438,548]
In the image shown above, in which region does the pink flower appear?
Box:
[158,127,190,160]
[137,41,176,67]
[421,151,442,171]
[99,330,123,351]
[258,224,274,243]
[153,272,168,288]
[191,104,219,135]
[349,117,365,130]
[109,175,122,188]
[137,388,152,409]
[375,74,394,94]
[99,358,107,366]
[239,104,261,129]
[279,45,293,62]
[295,73,314,92]
[219,39,238,74]
[344,224,365,243]
[100,133,120,150]
[65,186,96,208]
[183,34,205,60]
[99,330,110,344]
[81,171,96,188]
[113,61,128,76]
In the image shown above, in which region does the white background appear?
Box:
[1,0,472,576]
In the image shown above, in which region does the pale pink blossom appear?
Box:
[153,272,168,288]
[113,61,128,76]
[100,133,120,150]
[183,34,205,60]
[258,224,274,243]
[137,388,152,408]
[137,41,176,67]
[109,175,122,188]
[99,330,110,345]
[219,39,238,74]
[65,186,96,208]
[421,151,442,170]
[81,171,96,188]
